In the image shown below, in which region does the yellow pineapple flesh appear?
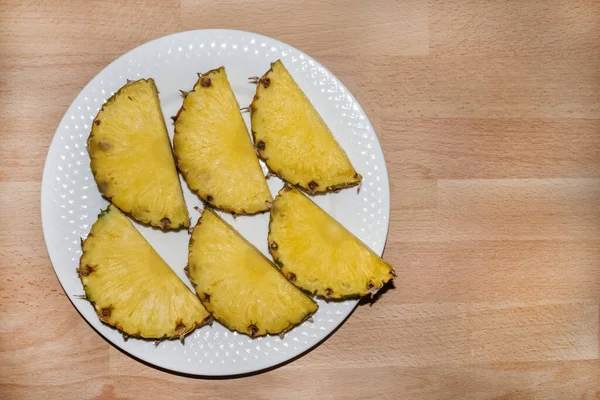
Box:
[251,60,361,193]
[88,79,189,229]
[269,186,394,299]
[79,205,210,340]
[173,68,272,214]
[187,208,317,337]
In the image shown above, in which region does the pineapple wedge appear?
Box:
[251,60,361,194]
[269,186,395,299]
[88,79,189,229]
[78,205,210,340]
[187,208,317,337]
[173,68,272,214]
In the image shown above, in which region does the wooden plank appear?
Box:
[180,0,430,57]
[381,119,600,180]
[104,354,600,400]
[389,240,600,303]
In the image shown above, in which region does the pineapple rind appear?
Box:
[173,67,272,215]
[88,79,189,229]
[268,186,394,299]
[78,205,210,340]
[250,60,361,194]
[187,208,317,337]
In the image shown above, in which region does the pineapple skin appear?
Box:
[250,60,362,194]
[268,185,395,299]
[78,205,211,340]
[173,67,273,215]
[186,208,317,338]
[88,79,190,230]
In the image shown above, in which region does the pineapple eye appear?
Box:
[98,141,111,151]
[100,307,112,318]
[200,77,211,87]
[248,325,259,337]
[77,264,95,276]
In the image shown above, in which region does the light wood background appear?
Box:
[1,0,599,399]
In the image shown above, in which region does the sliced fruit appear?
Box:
[187,208,317,337]
[250,60,361,193]
[173,67,272,214]
[269,186,394,299]
[78,205,210,340]
[88,79,189,229]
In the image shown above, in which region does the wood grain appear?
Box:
[1,0,599,399]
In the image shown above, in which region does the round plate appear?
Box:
[41,29,390,376]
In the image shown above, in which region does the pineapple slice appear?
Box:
[78,205,210,340]
[173,68,272,214]
[187,208,317,337]
[88,79,189,229]
[269,186,395,299]
[251,60,361,194]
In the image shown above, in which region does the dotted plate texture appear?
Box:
[41,29,390,376]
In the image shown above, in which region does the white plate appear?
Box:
[41,29,390,376]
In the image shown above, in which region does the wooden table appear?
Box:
[2,1,599,398]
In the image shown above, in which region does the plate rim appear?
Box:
[40,28,390,376]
